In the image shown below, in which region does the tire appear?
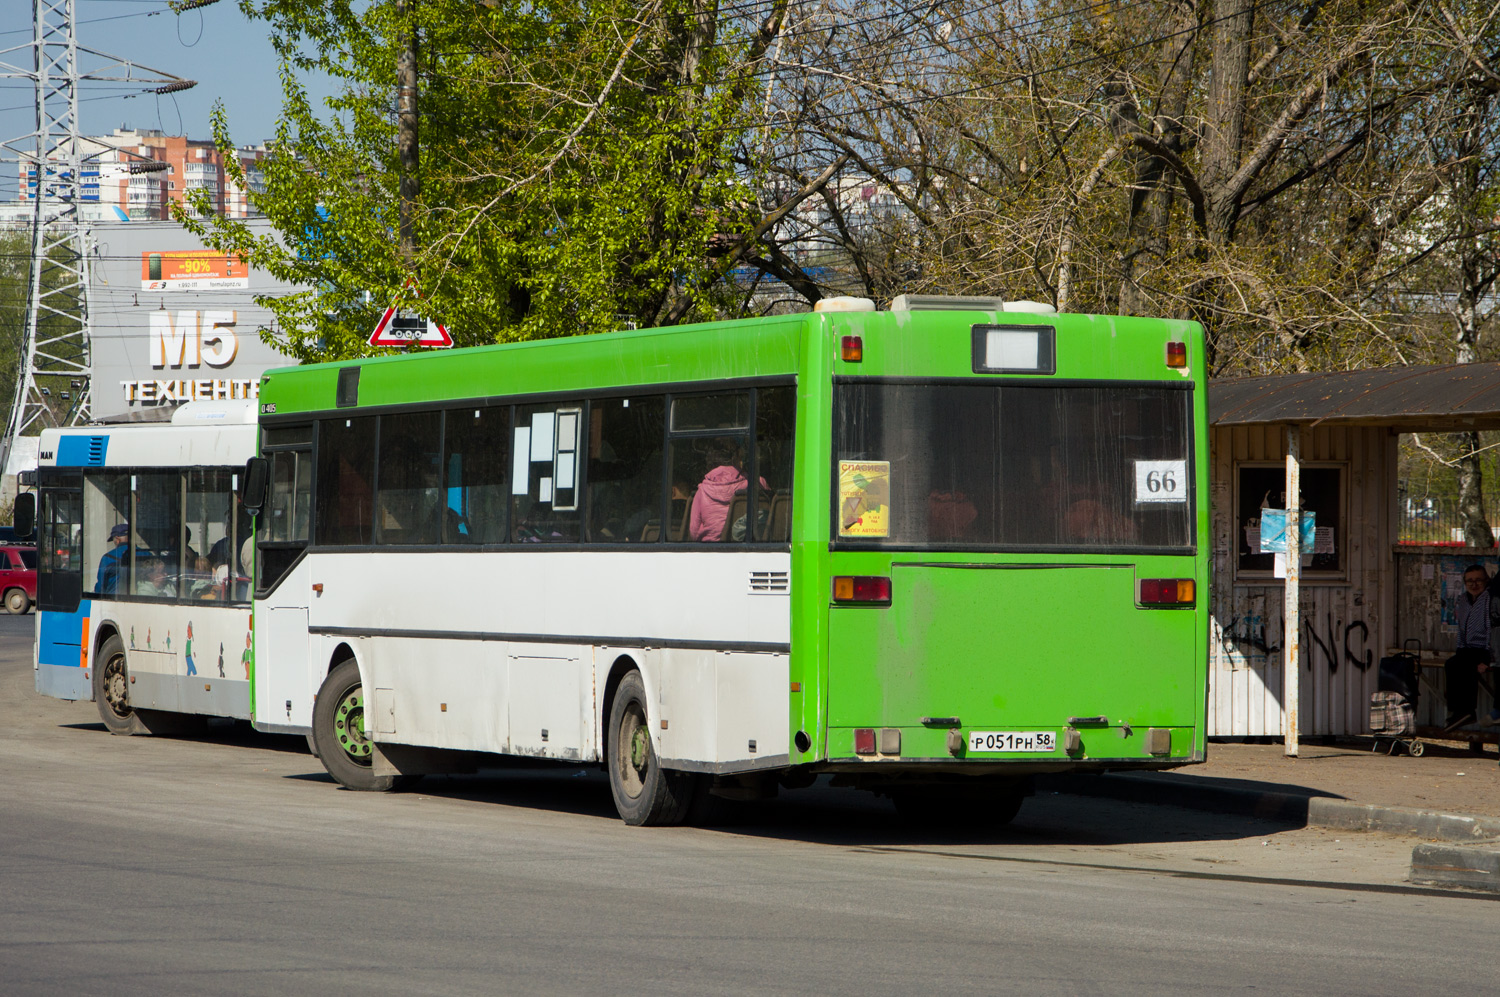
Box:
[606,670,699,826]
[5,588,29,615]
[311,657,402,792]
[1409,740,1425,757]
[94,633,147,736]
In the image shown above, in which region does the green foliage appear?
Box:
[0,230,28,415]
[178,0,768,362]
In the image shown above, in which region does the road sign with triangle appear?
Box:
[368,278,453,348]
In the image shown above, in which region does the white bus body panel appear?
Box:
[266,548,791,772]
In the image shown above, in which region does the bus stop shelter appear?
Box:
[1208,362,1500,741]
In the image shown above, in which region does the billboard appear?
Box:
[91,220,297,420]
[141,249,250,291]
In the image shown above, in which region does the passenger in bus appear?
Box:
[96,522,131,594]
[689,441,763,542]
[135,557,176,598]
[1065,498,1137,543]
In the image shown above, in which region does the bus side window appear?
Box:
[443,407,509,544]
[754,386,795,542]
[375,411,441,546]
[512,405,582,543]
[316,417,376,545]
[587,396,664,543]
[83,471,133,596]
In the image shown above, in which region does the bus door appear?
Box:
[35,468,89,701]
[253,429,313,730]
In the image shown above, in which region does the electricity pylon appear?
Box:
[0,0,195,476]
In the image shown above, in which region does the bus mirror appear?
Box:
[12,492,35,541]
[240,457,269,517]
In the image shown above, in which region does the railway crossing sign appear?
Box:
[368,278,453,348]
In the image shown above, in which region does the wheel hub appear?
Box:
[630,725,650,772]
[334,690,372,762]
[102,658,130,718]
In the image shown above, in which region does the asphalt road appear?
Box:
[0,611,1493,996]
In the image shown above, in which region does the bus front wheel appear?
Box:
[312,658,406,792]
[94,634,147,736]
[607,670,698,826]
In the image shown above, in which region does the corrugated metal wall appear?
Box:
[1208,424,1396,737]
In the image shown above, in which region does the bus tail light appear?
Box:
[1140,578,1195,605]
[1166,341,1187,367]
[833,575,891,603]
[841,335,863,362]
[854,728,877,754]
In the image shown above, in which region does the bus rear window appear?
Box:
[835,381,1193,550]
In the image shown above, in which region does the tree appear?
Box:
[179,0,788,361]
[753,0,1497,374]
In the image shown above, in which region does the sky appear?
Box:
[0,0,336,199]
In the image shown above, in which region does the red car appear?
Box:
[1,545,37,615]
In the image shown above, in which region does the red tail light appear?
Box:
[1140,578,1195,605]
[1166,341,1187,368]
[841,335,863,362]
[833,575,891,603]
[853,728,877,754]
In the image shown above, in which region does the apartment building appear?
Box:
[17,128,269,220]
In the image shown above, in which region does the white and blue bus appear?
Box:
[25,402,258,734]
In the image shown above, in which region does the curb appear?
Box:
[1039,771,1500,840]
[1307,798,1500,841]
[1411,841,1500,891]
[1040,770,1500,894]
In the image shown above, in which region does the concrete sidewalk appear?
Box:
[1041,738,1500,891]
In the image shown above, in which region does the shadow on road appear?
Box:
[296,763,1302,849]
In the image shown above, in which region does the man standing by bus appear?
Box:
[1444,564,1500,743]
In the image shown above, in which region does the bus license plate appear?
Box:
[967,731,1056,753]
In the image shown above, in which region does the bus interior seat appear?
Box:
[668,498,690,542]
[766,491,791,541]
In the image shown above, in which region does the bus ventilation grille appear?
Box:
[748,570,789,594]
[85,437,106,465]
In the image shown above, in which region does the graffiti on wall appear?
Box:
[1219,609,1373,673]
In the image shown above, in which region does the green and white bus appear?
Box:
[244,295,1208,825]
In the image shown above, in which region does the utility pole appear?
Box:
[0,0,195,474]
[396,0,419,266]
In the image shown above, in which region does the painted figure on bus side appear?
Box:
[218,641,225,678]
[184,621,196,677]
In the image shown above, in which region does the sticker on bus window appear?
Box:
[1135,460,1187,503]
[839,461,891,537]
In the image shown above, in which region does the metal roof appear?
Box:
[1210,362,1500,432]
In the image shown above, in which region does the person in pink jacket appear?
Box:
[689,442,764,542]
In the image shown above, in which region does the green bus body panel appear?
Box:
[828,561,1198,728]
[260,318,805,414]
[257,305,1208,772]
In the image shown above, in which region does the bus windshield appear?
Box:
[835,380,1194,550]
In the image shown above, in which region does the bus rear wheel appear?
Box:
[607,670,698,826]
[312,658,407,792]
[94,634,147,736]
